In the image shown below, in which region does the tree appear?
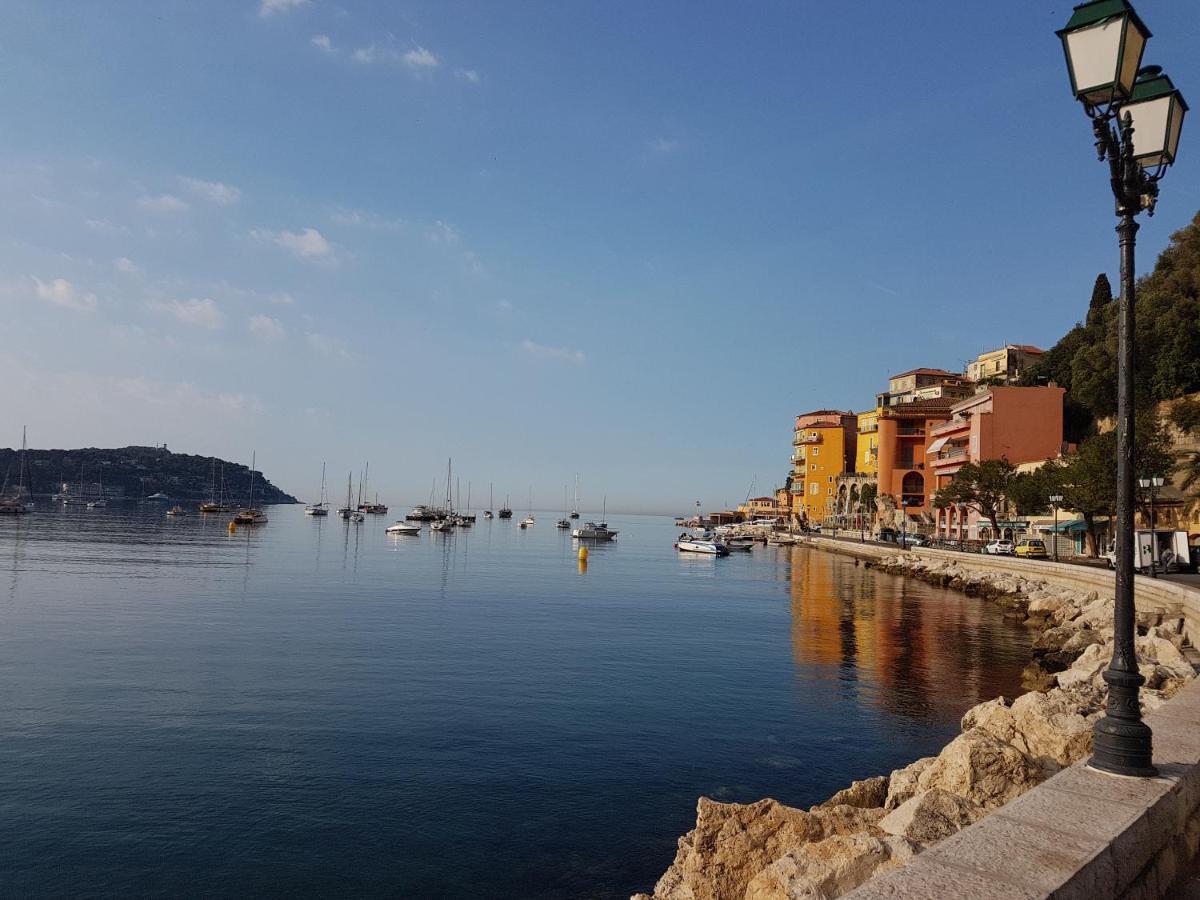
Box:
[933,459,1017,536]
[1169,398,1200,492]
[1058,437,1115,557]
[1087,272,1114,324]
[859,482,878,513]
[1007,464,1069,517]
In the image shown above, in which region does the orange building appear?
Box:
[790,410,857,526]
[875,398,956,520]
[928,385,1066,540]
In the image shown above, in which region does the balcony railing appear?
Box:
[896,427,925,436]
[935,448,968,461]
[793,433,822,445]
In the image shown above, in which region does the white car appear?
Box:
[984,540,1015,556]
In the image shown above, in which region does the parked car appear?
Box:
[877,528,898,544]
[1014,539,1048,559]
[901,533,931,548]
[983,540,1015,556]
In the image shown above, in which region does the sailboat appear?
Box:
[232,452,268,525]
[0,427,34,514]
[459,482,475,524]
[87,468,107,508]
[484,483,494,519]
[519,489,535,528]
[357,462,388,514]
[199,459,232,513]
[556,484,571,528]
[569,473,580,519]
[498,494,513,519]
[338,474,355,519]
[431,459,455,532]
[305,462,330,516]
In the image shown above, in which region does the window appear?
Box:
[827,487,833,496]
[810,464,817,471]
[813,447,820,457]
[810,483,818,495]
[828,476,833,483]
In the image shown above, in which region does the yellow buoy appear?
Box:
[228,521,237,534]
[578,546,589,561]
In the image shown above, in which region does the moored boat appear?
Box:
[231,451,268,526]
[676,531,729,555]
[166,505,188,517]
[572,521,617,540]
[0,427,35,515]
[306,462,330,516]
[386,521,420,535]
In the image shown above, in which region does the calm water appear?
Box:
[0,506,1031,898]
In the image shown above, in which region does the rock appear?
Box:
[877,788,985,844]
[960,697,1016,744]
[817,776,889,811]
[916,728,1042,810]
[1026,594,1071,619]
[810,804,886,838]
[743,833,921,900]
[1135,635,1196,683]
[1032,625,1076,656]
[1021,660,1059,693]
[884,757,936,811]
[1056,643,1109,690]
[1008,688,1099,769]
[1061,628,1104,655]
[642,797,822,900]
[1074,596,1116,630]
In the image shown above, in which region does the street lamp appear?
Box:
[1058,0,1187,779]
[1049,494,1065,562]
[1137,475,1165,578]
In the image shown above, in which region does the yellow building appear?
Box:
[856,408,880,476]
[790,410,857,526]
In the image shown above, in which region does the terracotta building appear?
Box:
[790,410,857,526]
[928,385,1066,540]
[875,398,956,522]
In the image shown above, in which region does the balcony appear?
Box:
[896,427,925,437]
[793,433,823,445]
[935,447,968,462]
[858,424,879,434]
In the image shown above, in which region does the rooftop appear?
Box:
[888,367,960,380]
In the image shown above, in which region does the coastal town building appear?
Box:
[928,384,1067,540]
[736,493,790,522]
[790,411,857,527]
[965,344,1045,384]
[876,368,967,407]
[875,398,955,522]
[855,408,880,476]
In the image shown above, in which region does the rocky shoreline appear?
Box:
[632,553,1197,900]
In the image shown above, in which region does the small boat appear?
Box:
[199,502,230,513]
[569,474,581,519]
[556,518,571,529]
[166,505,188,517]
[306,462,330,516]
[232,451,268,525]
[386,521,420,535]
[483,484,494,520]
[519,516,534,529]
[725,535,755,552]
[498,494,513,519]
[676,532,729,556]
[146,492,170,501]
[87,498,107,509]
[350,511,365,523]
[0,427,35,515]
[572,521,617,541]
[200,460,231,513]
[455,515,473,528]
[338,473,356,519]
[431,518,452,532]
[766,532,798,546]
[483,510,494,519]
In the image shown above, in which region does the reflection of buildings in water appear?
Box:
[787,548,1028,725]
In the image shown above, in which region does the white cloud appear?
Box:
[521,339,585,364]
[351,44,395,65]
[403,46,439,70]
[455,68,481,83]
[306,331,351,359]
[138,193,190,213]
[148,297,224,330]
[331,206,407,229]
[251,227,334,261]
[312,34,335,53]
[179,176,241,206]
[113,257,144,277]
[427,220,460,244]
[32,277,98,312]
[248,314,287,343]
[649,137,680,154]
[85,218,129,234]
[267,292,296,306]
[259,0,310,17]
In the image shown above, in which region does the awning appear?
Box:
[1043,519,1108,534]
[926,437,949,454]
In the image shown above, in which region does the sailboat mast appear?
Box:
[249,452,257,507]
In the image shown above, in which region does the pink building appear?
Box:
[927,386,1066,541]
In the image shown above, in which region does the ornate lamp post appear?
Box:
[1049,494,1065,562]
[1058,0,1187,778]
[1137,475,1164,577]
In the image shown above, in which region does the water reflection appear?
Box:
[788,546,1028,727]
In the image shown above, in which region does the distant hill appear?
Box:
[0,445,297,504]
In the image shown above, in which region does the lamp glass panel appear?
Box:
[1127,95,1172,165]
[1065,17,1125,100]
[1118,21,1146,98]
[1166,103,1185,164]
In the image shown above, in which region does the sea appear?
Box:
[0,505,1032,898]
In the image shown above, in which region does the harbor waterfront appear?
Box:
[0,505,1032,898]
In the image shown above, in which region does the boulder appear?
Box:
[1008,688,1098,769]
[916,728,1043,810]
[1026,594,1071,619]
[877,787,985,844]
[810,804,886,838]
[641,797,822,900]
[743,833,921,900]
[1074,597,1116,630]
[960,697,1016,744]
[884,757,936,811]
[817,776,889,811]
[1135,635,1196,683]
[1056,643,1109,691]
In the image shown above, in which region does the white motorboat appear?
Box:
[519,516,535,529]
[86,499,107,509]
[572,521,617,541]
[166,505,188,517]
[386,521,420,535]
[766,532,798,546]
[350,511,365,523]
[431,518,452,532]
[725,535,755,552]
[676,532,729,556]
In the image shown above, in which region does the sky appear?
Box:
[2,0,1199,514]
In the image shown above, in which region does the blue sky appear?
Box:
[2,0,1198,513]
